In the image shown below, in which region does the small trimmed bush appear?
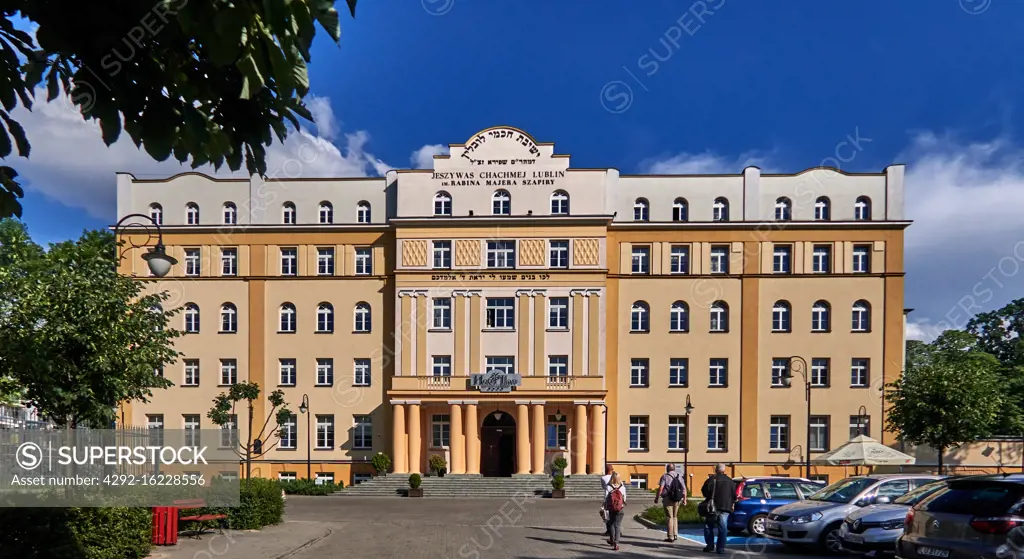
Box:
[199,478,285,530]
[409,473,422,489]
[552,457,568,474]
[372,452,392,474]
[551,474,565,490]
[279,478,343,495]
[0,507,152,558]
[429,454,447,474]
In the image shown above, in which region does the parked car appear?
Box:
[728,476,826,536]
[764,474,942,553]
[897,474,1024,559]
[839,479,950,556]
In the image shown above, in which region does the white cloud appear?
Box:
[639,150,772,174]
[411,144,449,169]
[905,319,949,343]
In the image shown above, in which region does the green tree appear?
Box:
[967,300,1024,436]
[207,381,291,481]
[886,330,1004,473]
[0,219,180,426]
[0,0,359,218]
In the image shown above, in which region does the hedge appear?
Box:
[0,507,151,559]
[279,479,343,495]
[641,501,702,525]
[197,477,285,530]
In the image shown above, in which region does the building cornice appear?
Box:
[608,220,913,231]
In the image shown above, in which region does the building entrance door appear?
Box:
[480,411,516,477]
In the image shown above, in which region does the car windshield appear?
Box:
[807,477,876,503]
[893,481,945,505]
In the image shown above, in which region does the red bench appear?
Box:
[175,499,227,537]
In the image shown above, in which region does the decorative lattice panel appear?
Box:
[573,238,600,266]
[518,239,545,266]
[402,240,427,267]
[455,240,481,267]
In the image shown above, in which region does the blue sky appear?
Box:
[10,0,1024,339]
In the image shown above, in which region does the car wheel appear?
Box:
[819,523,844,554]
[748,514,768,536]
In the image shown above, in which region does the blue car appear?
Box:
[728,476,827,536]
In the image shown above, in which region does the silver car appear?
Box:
[765,474,942,553]
[840,479,950,556]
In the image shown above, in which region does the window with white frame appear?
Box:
[354,303,372,332]
[712,197,729,221]
[185,202,200,225]
[184,303,200,333]
[434,191,452,216]
[220,414,237,448]
[707,416,727,451]
[486,240,516,269]
[282,202,296,224]
[852,244,871,273]
[670,301,689,332]
[772,301,791,332]
[771,358,789,387]
[547,414,567,448]
[630,358,649,387]
[669,358,688,386]
[709,358,728,387]
[670,245,689,274]
[709,301,729,332]
[630,301,649,332]
[850,358,869,387]
[184,359,200,386]
[550,190,569,215]
[773,244,792,273]
[811,301,831,332]
[317,248,335,275]
[279,303,296,333]
[432,297,451,329]
[852,300,871,332]
[221,247,237,276]
[220,303,237,333]
[672,198,688,222]
[147,414,164,447]
[431,414,450,448]
[629,416,648,450]
[775,197,792,221]
[279,414,297,449]
[630,475,649,490]
[220,359,237,386]
[815,197,830,221]
[355,247,372,275]
[353,474,372,485]
[319,201,333,224]
[548,355,568,377]
[710,245,729,274]
[279,358,296,386]
[184,248,201,276]
[356,201,371,224]
[485,298,515,329]
[184,414,200,447]
[812,244,832,273]
[149,203,163,225]
[809,416,829,452]
[354,359,371,386]
[316,358,334,386]
[316,415,334,449]
[280,248,297,275]
[354,416,372,449]
[548,297,568,329]
[770,416,790,451]
[485,356,514,375]
[492,189,511,215]
[854,196,871,220]
[432,240,451,269]
[316,303,334,333]
[432,356,451,377]
[549,240,569,268]
[633,198,649,222]
[810,358,829,387]
[631,245,650,274]
[223,202,237,225]
[668,416,688,450]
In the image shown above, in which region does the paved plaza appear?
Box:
[152,496,835,559]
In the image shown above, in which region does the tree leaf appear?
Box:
[0,124,11,159]
[0,113,29,157]
[237,54,264,99]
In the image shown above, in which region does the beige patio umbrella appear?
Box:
[813,435,916,466]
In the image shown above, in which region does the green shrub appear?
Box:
[371,452,391,474]
[551,474,565,490]
[429,454,447,474]
[409,473,422,489]
[551,457,568,474]
[641,501,702,525]
[279,479,342,495]
[0,507,151,558]
[198,478,284,530]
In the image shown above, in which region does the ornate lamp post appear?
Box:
[782,356,811,479]
[299,394,311,480]
[112,213,177,277]
[684,395,694,482]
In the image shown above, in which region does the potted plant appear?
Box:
[371,452,391,477]
[408,473,423,497]
[429,454,447,477]
[551,474,566,498]
[551,456,568,477]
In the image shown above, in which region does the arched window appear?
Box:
[774,197,792,221]
[316,303,334,333]
[854,196,872,220]
[184,303,200,333]
[709,301,729,332]
[319,201,333,224]
[811,301,831,332]
[814,197,831,221]
[633,198,649,222]
[713,197,729,221]
[149,203,163,225]
[220,303,237,333]
[772,301,791,332]
[282,202,296,224]
[852,300,871,332]
[185,202,200,225]
[672,198,688,222]
[279,303,296,333]
[670,301,689,332]
[492,190,511,215]
[357,201,371,224]
[630,301,650,332]
[550,190,569,215]
[223,202,237,225]
[434,191,452,216]
[354,302,372,332]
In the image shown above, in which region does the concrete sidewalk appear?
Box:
[148,520,331,559]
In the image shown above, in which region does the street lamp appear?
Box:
[782,356,811,479]
[299,394,311,480]
[112,213,177,277]
[684,395,694,482]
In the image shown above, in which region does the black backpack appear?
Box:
[666,474,685,502]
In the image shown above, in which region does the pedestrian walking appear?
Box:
[599,465,613,536]
[699,463,737,555]
[604,471,627,551]
[654,463,687,542]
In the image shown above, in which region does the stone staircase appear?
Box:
[336,474,607,499]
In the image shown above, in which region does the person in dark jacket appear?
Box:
[700,463,737,554]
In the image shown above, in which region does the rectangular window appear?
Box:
[352,474,372,485]
[810,358,829,387]
[549,240,569,268]
[315,472,334,485]
[147,414,164,447]
[548,355,568,377]
[183,359,200,386]
[185,248,201,276]
[279,358,296,386]
[221,248,238,276]
[710,245,730,274]
[709,358,728,387]
[316,358,334,386]
[629,416,649,451]
[432,297,452,329]
[354,247,372,275]
[432,240,452,269]
[219,359,237,386]
[548,297,569,329]
[432,414,451,448]
[315,415,335,449]
[485,297,515,329]
[486,240,516,269]
[670,245,689,274]
[851,358,869,387]
[852,244,871,273]
[669,358,688,387]
[812,244,832,273]
[810,416,830,452]
[278,472,297,481]
[630,475,649,490]
[668,416,688,451]
[279,414,297,449]
[432,356,451,377]
[850,415,871,439]
[183,414,200,447]
[280,248,297,275]
[353,415,372,450]
[707,416,727,451]
[546,414,567,448]
[770,358,789,387]
[485,356,515,375]
[630,358,649,387]
[220,414,237,449]
[773,244,792,274]
[317,247,335,275]
[354,359,371,386]
[631,246,650,274]
[770,416,790,451]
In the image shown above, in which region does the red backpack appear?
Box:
[608,485,625,513]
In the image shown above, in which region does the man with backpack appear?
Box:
[654,463,687,542]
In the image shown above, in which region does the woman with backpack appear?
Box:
[604,471,627,551]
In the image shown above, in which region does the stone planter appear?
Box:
[408,488,423,497]
[551,489,566,499]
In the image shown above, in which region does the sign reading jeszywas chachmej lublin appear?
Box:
[431,127,569,188]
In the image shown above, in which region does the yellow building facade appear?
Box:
[117,126,918,488]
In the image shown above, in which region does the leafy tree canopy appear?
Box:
[0,0,358,218]
[967,298,1024,435]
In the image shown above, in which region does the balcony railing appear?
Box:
[395,375,603,393]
